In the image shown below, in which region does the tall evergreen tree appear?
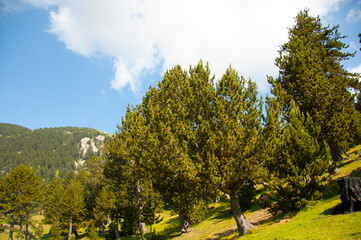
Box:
[93,185,116,234]
[59,179,85,240]
[140,61,216,233]
[43,176,64,224]
[104,122,147,238]
[0,165,41,240]
[273,9,361,161]
[212,67,263,235]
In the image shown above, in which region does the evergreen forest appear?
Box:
[0,123,109,182]
[1,9,361,240]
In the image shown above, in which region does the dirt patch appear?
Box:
[247,208,273,225]
[206,208,273,239]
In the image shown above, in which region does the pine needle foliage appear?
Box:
[273,9,361,161]
[267,101,331,212]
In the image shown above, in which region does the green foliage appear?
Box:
[120,205,138,236]
[59,179,85,224]
[93,185,116,229]
[141,62,217,218]
[267,101,331,212]
[49,221,64,240]
[0,165,42,239]
[213,66,264,196]
[44,176,64,223]
[88,222,100,240]
[142,190,163,234]
[0,224,5,233]
[272,9,361,161]
[105,222,117,240]
[238,181,257,211]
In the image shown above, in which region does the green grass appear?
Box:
[242,197,361,240]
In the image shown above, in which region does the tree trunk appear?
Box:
[107,211,110,225]
[136,182,147,235]
[99,222,105,235]
[138,222,147,236]
[8,215,14,240]
[68,213,72,240]
[149,224,153,238]
[179,211,191,234]
[18,217,23,240]
[73,226,79,238]
[229,190,254,236]
[114,207,120,240]
[25,223,29,240]
[25,214,30,240]
[331,147,342,163]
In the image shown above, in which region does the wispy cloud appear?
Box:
[1,0,346,93]
[346,5,361,22]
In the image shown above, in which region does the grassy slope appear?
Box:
[143,146,361,240]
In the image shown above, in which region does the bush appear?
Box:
[189,201,208,225]
[88,223,100,240]
[0,224,5,233]
[49,221,65,240]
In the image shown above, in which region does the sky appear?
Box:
[0,0,361,134]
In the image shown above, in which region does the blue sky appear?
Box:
[1,0,360,134]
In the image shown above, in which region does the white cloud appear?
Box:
[2,0,346,93]
[350,63,361,74]
[346,7,361,22]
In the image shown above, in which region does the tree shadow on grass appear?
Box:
[207,204,233,222]
[40,232,51,240]
[41,232,88,240]
[157,215,181,239]
[206,228,239,240]
[350,167,361,177]
[76,232,88,239]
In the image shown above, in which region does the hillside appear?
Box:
[116,147,361,240]
[0,123,110,182]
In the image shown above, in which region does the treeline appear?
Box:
[102,9,361,237]
[1,9,361,240]
[0,124,109,182]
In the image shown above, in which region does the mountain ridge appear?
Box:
[0,123,110,182]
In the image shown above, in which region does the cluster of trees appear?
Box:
[0,124,108,182]
[0,159,164,240]
[103,9,361,237]
[0,10,360,240]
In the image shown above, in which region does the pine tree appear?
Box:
[141,188,163,237]
[0,165,41,240]
[59,179,85,240]
[212,67,264,236]
[273,9,361,161]
[140,61,216,233]
[43,176,64,224]
[93,185,116,234]
[268,101,331,212]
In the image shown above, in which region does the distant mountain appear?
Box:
[0,123,110,182]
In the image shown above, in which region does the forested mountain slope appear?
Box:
[0,123,109,182]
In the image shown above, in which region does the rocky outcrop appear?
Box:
[333,177,361,213]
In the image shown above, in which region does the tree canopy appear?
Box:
[272,9,361,161]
